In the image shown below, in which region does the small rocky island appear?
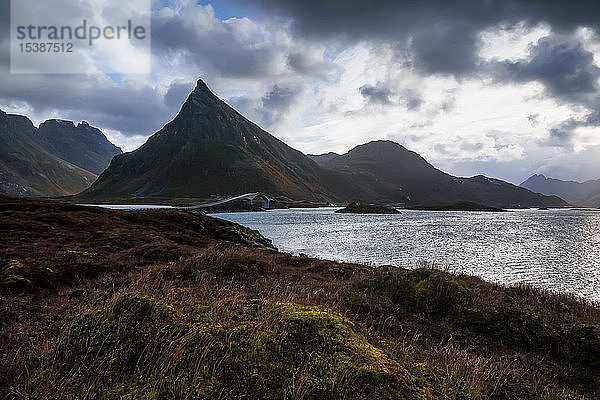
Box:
[335,202,401,214]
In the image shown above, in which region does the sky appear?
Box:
[1,0,600,184]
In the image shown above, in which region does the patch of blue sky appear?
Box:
[151,0,259,20]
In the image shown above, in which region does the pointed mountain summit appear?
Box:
[81,80,332,201]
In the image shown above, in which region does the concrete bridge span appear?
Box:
[192,192,275,210]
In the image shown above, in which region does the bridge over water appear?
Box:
[191,192,275,210]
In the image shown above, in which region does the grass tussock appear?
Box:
[1,195,599,399]
[26,294,428,399]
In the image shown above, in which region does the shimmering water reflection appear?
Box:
[213,208,600,301]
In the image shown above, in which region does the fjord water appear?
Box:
[213,208,600,301]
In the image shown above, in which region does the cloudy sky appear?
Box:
[1,0,600,184]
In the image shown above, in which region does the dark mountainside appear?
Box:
[582,188,600,207]
[80,80,333,202]
[308,151,340,167]
[79,80,566,208]
[38,119,122,174]
[521,174,600,206]
[0,110,97,197]
[316,141,567,208]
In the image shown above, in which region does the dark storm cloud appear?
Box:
[241,0,600,77]
[538,99,600,148]
[286,52,342,81]
[258,85,300,126]
[0,29,182,137]
[492,35,600,98]
[152,11,279,78]
[489,34,600,147]
[164,81,195,109]
[360,83,422,110]
[243,0,600,39]
[245,0,600,153]
[360,82,394,105]
[0,0,186,138]
[0,71,181,137]
[410,23,480,76]
[0,0,336,140]
[151,6,339,81]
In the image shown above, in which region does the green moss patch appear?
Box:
[26,294,430,399]
[0,259,56,290]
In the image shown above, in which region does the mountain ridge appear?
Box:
[316,140,567,208]
[0,110,121,197]
[0,110,97,196]
[520,174,600,206]
[38,118,122,174]
[71,80,565,208]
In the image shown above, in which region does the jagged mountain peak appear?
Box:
[40,119,76,129]
[36,117,122,175]
[161,79,262,147]
[191,79,212,96]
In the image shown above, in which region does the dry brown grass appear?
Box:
[1,196,599,399]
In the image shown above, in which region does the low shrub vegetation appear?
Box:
[1,196,599,399]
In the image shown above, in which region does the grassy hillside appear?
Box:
[1,196,598,399]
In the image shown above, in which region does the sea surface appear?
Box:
[211,207,600,301]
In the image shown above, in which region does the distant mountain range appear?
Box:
[75,80,566,208]
[309,141,567,207]
[520,174,600,206]
[0,110,121,197]
[0,80,568,207]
